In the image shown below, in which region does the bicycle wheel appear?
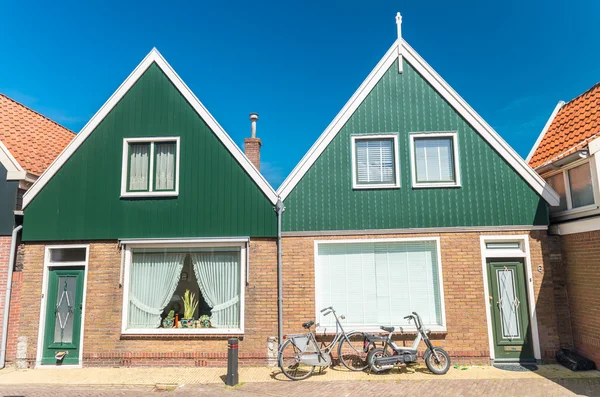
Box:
[338,331,369,371]
[278,339,316,381]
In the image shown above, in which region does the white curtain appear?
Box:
[356,139,395,184]
[415,138,454,183]
[128,252,185,329]
[129,144,149,191]
[155,143,175,190]
[191,252,240,328]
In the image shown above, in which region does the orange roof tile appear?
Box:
[529,83,600,168]
[0,93,75,176]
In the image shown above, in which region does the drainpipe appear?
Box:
[275,198,285,346]
[1,225,22,368]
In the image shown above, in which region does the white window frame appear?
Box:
[313,237,446,334]
[351,134,400,189]
[120,137,181,198]
[35,244,90,368]
[120,239,246,335]
[409,132,461,188]
[543,157,600,219]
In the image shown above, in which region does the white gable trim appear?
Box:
[276,40,560,206]
[526,101,565,163]
[0,139,26,180]
[22,48,278,208]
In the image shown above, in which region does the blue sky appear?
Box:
[1,1,599,188]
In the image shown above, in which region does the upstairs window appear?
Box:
[121,137,180,197]
[351,135,400,189]
[545,161,596,215]
[410,133,460,188]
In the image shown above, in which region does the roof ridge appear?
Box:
[563,81,600,108]
[0,93,76,135]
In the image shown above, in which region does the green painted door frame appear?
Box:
[487,260,534,362]
[41,267,85,365]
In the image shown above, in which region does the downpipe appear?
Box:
[0,225,22,368]
[275,199,285,347]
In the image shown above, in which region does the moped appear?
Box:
[366,312,451,375]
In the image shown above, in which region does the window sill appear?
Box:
[412,183,461,189]
[121,333,244,340]
[120,191,179,198]
[315,325,447,335]
[121,328,244,338]
[550,204,599,218]
[352,184,400,190]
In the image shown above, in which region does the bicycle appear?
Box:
[278,306,370,380]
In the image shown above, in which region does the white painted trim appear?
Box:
[276,40,560,206]
[395,12,403,74]
[526,101,565,163]
[120,239,246,335]
[282,225,548,237]
[550,216,600,235]
[35,244,90,368]
[119,237,250,246]
[313,236,447,332]
[409,132,461,188]
[479,235,541,362]
[0,139,25,180]
[350,134,400,189]
[22,48,278,208]
[120,137,181,197]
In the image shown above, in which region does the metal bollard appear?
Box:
[226,338,239,386]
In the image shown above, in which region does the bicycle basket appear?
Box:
[288,334,317,353]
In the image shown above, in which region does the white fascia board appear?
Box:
[22,48,278,209]
[526,101,566,163]
[276,40,560,207]
[0,139,25,180]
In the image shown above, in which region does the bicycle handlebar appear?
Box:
[323,310,331,316]
[320,306,333,313]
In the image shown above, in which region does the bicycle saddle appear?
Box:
[302,321,315,329]
[380,326,395,333]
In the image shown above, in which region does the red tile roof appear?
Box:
[529,82,600,168]
[0,93,75,176]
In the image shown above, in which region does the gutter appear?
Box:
[0,225,22,368]
[275,198,285,346]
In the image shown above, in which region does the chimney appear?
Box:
[244,112,262,170]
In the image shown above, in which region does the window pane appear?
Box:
[49,248,87,262]
[317,241,442,328]
[128,143,149,191]
[54,276,77,343]
[414,137,455,183]
[356,139,395,185]
[127,248,241,330]
[155,142,176,191]
[546,173,568,212]
[568,163,595,208]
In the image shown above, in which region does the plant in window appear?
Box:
[162,310,175,329]
[199,315,211,328]
[182,289,198,327]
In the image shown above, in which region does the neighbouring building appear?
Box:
[0,94,75,366]
[13,49,280,367]
[276,14,564,364]
[527,82,600,366]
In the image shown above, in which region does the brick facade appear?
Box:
[281,230,563,363]
[243,138,262,171]
[0,236,11,354]
[560,230,600,365]
[10,238,277,367]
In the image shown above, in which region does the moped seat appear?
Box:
[380,326,395,333]
[302,321,315,329]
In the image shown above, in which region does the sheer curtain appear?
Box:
[191,252,240,328]
[129,144,149,191]
[128,252,185,329]
[155,142,175,190]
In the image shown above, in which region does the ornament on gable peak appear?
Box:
[396,12,403,74]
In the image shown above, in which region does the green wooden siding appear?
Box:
[0,164,18,235]
[23,63,276,241]
[283,59,548,232]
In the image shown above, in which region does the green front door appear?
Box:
[487,260,534,362]
[42,267,85,365]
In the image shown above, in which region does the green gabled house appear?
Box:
[277,14,566,364]
[12,49,280,367]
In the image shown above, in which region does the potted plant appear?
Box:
[162,310,175,328]
[199,315,211,328]
[181,289,198,328]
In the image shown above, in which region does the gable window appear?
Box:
[351,135,400,189]
[121,137,180,197]
[545,161,597,215]
[410,132,460,188]
[121,241,246,334]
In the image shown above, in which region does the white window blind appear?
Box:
[155,142,176,191]
[128,143,149,191]
[355,139,395,185]
[316,241,443,329]
[414,137,455,183]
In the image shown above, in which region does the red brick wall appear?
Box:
[0,236,11,353]
[561,230,600,365]
[282,230,562,363]
[12,238,277,367]
[243,138,261,171]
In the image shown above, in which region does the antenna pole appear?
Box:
[396,12,403,74]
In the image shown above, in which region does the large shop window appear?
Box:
[316,239,445,331]
[122,245,244,334]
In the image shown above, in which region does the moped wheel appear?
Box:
[367,347,392,374]
[278,339,316,381]
[425,347,451,375]
[338,331,369,371]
